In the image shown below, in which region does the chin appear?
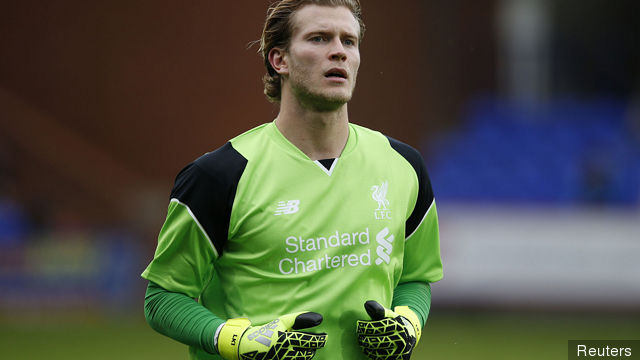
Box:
[323,87,355,103]
[313,93,352,112]
[294,87,352,112]
[325,92,351,103]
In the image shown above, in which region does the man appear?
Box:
[142,1,443,359]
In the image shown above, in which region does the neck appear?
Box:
[275,91,350,161]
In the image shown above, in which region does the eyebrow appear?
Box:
[302,28,359,41]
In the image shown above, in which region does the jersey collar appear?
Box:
[267,120,358,161]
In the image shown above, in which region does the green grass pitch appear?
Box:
[1,310,638,359]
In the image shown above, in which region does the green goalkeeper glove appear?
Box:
[216,312,327,360]
[356,300,422,360]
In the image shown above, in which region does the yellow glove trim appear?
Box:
[394,306,422,345]
[217,318,251,360]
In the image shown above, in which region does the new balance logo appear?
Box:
[375,227,394,265]
[371,181,391,219]
[274,200,300,215]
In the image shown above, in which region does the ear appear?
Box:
[268,47,289,76]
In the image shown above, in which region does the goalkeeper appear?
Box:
[141,0,443,359]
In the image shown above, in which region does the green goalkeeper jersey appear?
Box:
[142,121,442,360]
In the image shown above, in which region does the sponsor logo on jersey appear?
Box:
[375,227,394,265]
[276,227,396,274]
[371,181,391,220]
[274,200,300,215]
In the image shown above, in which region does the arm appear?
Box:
[141,146,247,354]
[144,281,328,359]
[392,281,431,327]
[144,281,224,354]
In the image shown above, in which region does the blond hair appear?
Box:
[258,0,365,103]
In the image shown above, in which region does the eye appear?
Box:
[343,38,356,46]
[310,35,325,42]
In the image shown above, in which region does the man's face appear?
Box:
[282,5,361,112]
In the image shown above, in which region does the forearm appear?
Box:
[144,281,225,354]
[392,281,432,327]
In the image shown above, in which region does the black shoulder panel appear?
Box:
[386,136,435,238]
[170,142,247,255]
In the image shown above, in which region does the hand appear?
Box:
[356,300,422,360]
[217,312,327,360]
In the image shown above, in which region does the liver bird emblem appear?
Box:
[371,181,390,210]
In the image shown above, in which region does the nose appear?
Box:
[328,38,347,61]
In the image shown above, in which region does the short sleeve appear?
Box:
[386,136,443,284]
[141,143,248,297]
[401,200,442,283]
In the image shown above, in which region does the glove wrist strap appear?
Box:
[217,318,251,360]
[394,306,422,344]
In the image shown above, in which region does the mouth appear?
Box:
[324,68,348,80]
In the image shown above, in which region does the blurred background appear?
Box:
[1,0,639,359]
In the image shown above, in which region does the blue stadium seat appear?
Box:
[425,98,639,204]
